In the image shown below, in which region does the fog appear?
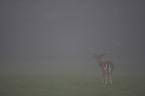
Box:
[0,0,145,75]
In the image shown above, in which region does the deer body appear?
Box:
[94,54,114,85]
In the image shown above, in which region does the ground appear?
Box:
[0,75,145,96]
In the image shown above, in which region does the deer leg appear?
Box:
[105,73,108,85]
[102,72,108,85]
[109,73,112,85]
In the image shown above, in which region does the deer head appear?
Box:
[94,53,106,68]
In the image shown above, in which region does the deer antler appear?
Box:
[99,53,107,58]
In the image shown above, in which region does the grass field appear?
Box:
[0,75,145,96]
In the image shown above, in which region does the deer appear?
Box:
[93,53,114,85]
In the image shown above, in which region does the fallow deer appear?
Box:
[94,53,114,85]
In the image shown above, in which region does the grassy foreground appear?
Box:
[0,75,145,96]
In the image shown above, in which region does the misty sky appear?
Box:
[0,0,145,75]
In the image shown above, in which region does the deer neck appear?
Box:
[97,59,104,65]
[97,59,103,63]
